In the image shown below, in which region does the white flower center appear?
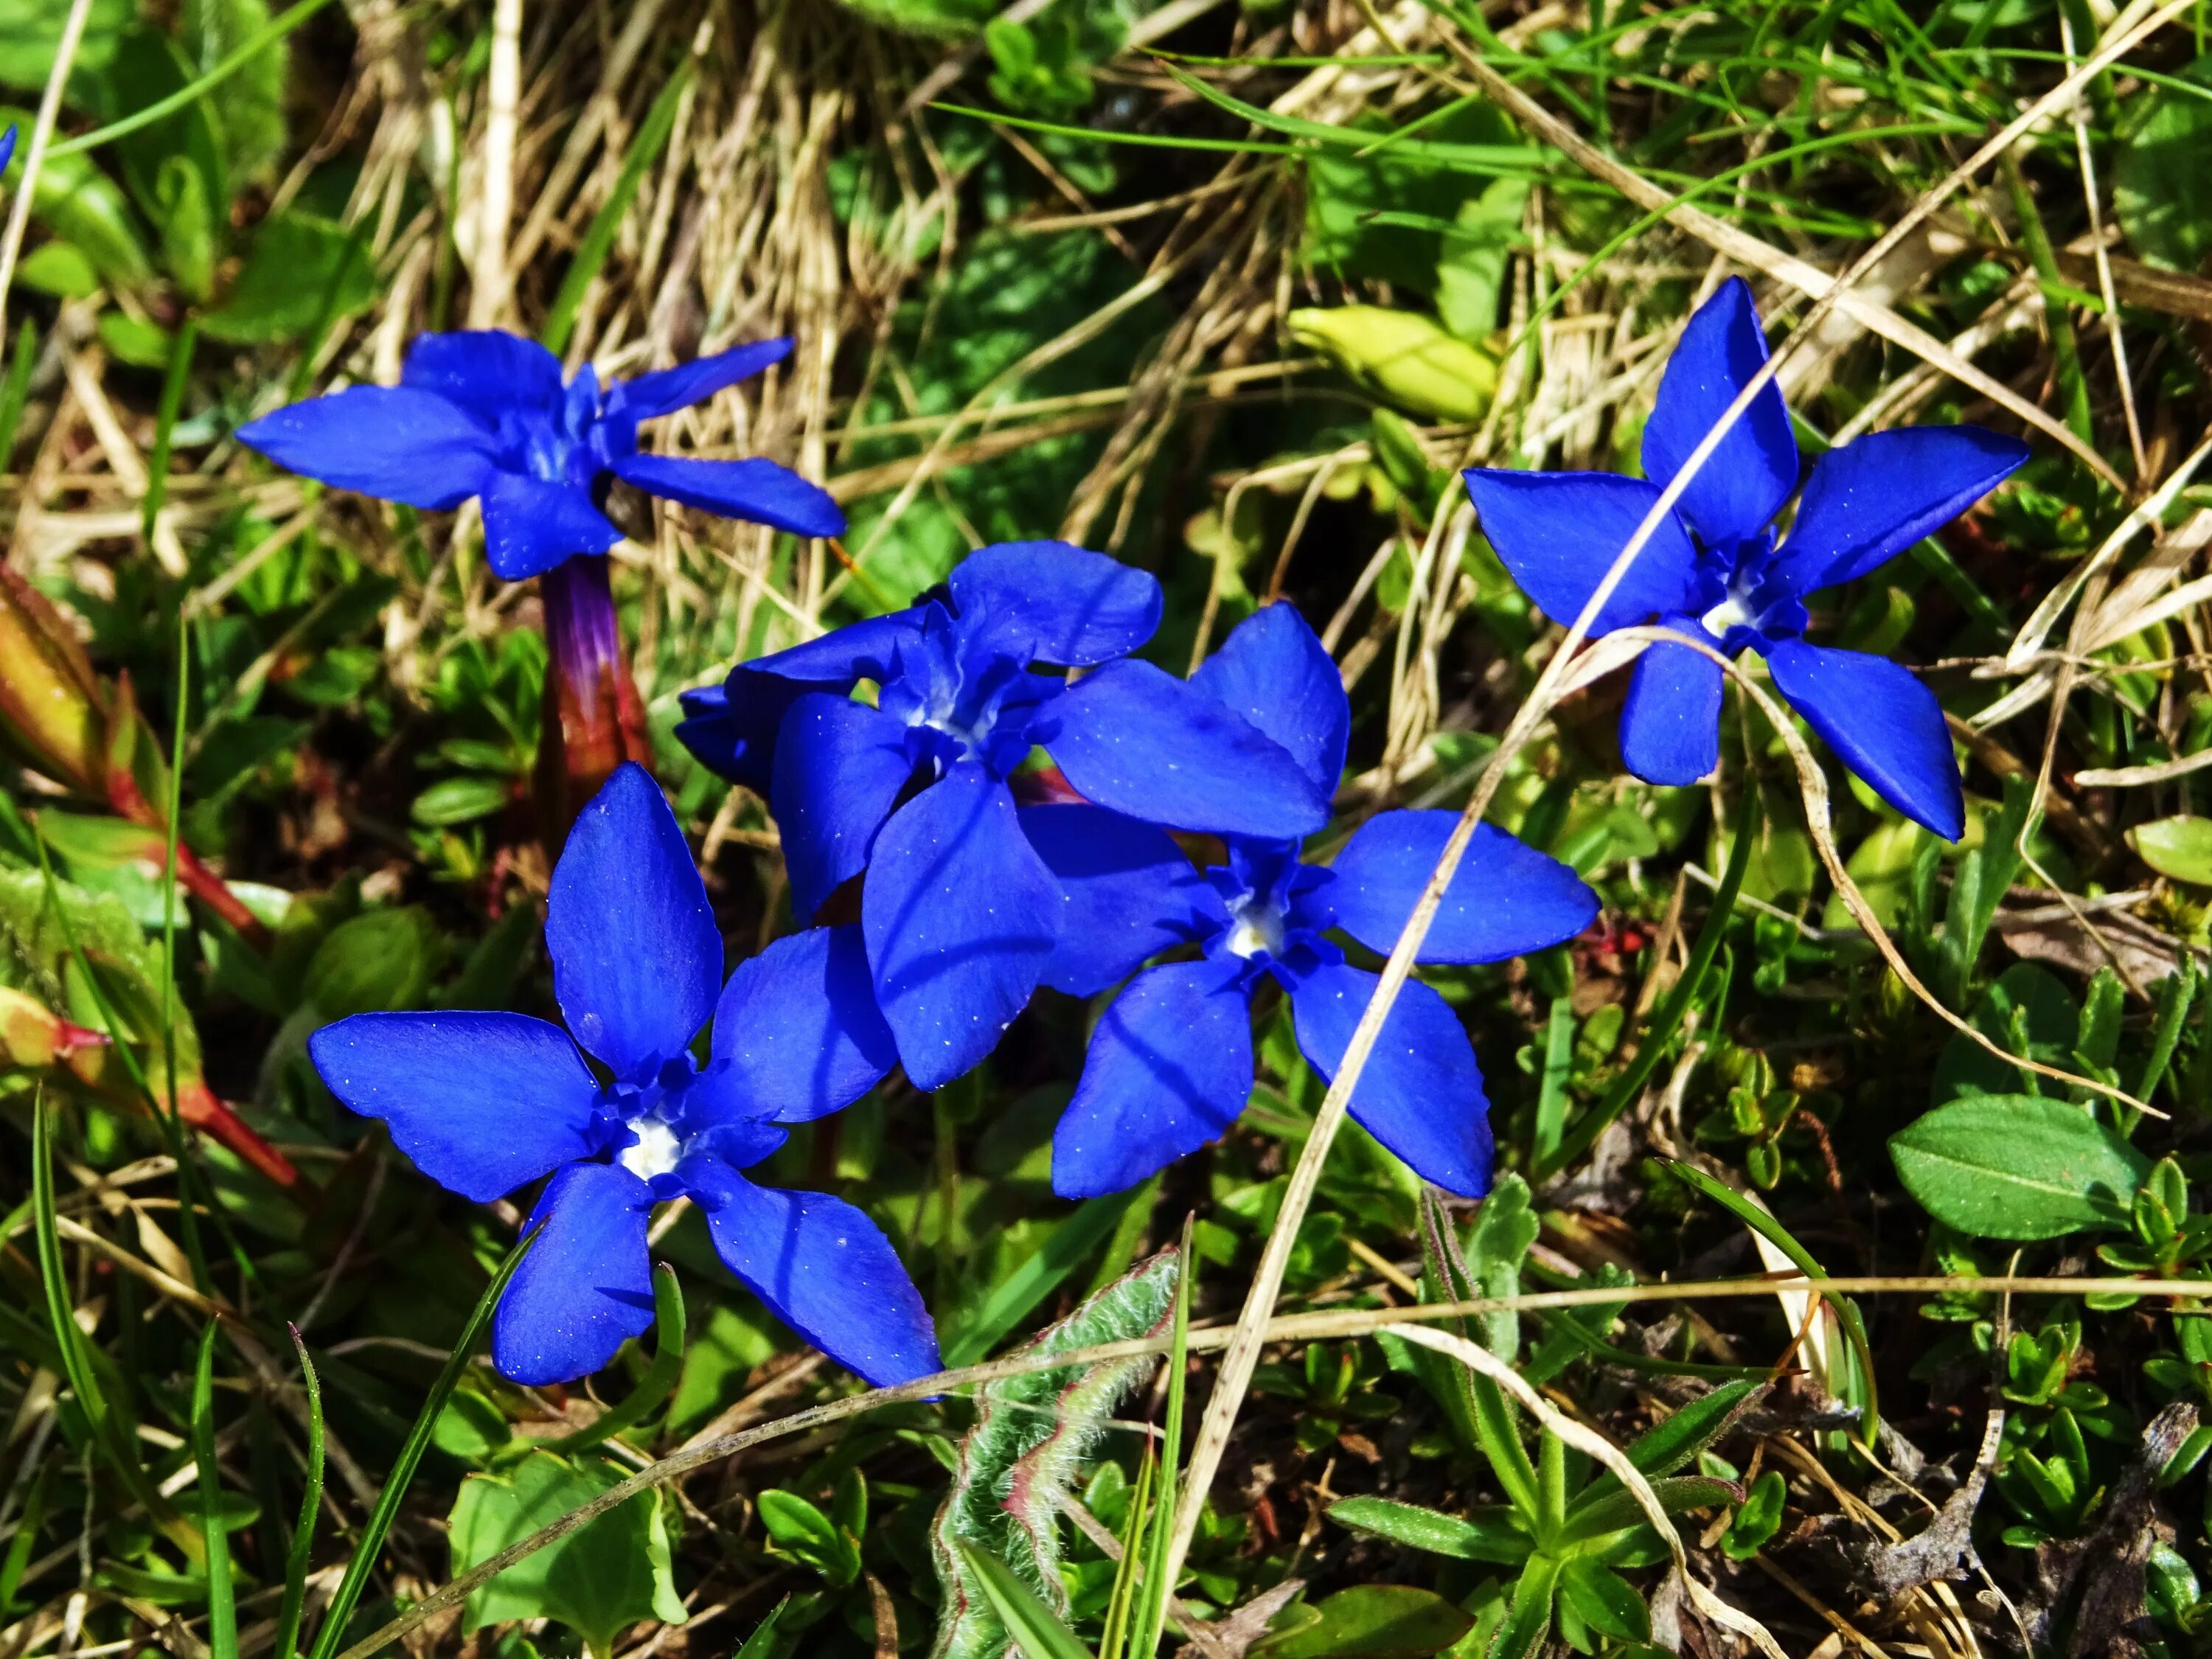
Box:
[619,1118,684,1181]
[1224,898,1286,960]
[1699,591,1753,636]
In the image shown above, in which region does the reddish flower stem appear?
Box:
[538,554,653,846]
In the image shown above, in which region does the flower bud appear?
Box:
[0,563,107,796]
[1287,305,1500,422]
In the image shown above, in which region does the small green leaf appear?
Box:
[1891,1095,2149,1239]
[450,1452,686,1659]
[1721,1470,1787,1562]
[97,310,172,369]
[17,243,100,299]
[1557,1560,1649,1644]
[411,776,512,827]
[2131,815,2212,886]
[1248,1585,1475,1659]
[758,1489,860,1588]
[1326,1496,1531,1565]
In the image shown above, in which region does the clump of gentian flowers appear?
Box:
[678,540,1335,1090]
[310,763,933,1386]
[1464,277,2027,841]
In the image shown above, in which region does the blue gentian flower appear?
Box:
[678,543,1335,1092]
[307,763,936,1388]
[0,128,16,177]
[1462,278,2028,841]
[1040,603,1599,1200]
[238,331,844,581]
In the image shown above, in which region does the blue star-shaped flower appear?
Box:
[1462,278,2029,841]
[238,331,844,581]
[307,763,936,1389]
[1034,603,1600,1200]
[675,542,1336,1091]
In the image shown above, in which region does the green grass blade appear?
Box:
[1132,1221,1194,1656]
[303,1232,535,1659]
[192,1321,240,1659]
[540,61,695,357]
[274,1324,325,1659]
[945,1187,1141,1367]
[955,1539,1097,1659]
[1537,790,1758,1183]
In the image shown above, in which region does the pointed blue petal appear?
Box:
[1020,804,1216,997]
[1053,961,1254,1199]
[399,330,565,427]
[548,762,723,1078]
[862,764,1062,1091]
[694,1161,939,1387]
[1460,470,1705,636]
[1641,277,1797,546]
[492,1162,655,1385]
[1192,602,1349,794]
[1619,616,1724,785]
[1049,660,1331,840]
[770,693,914,919]
[681,614,925,791]
[0,128,15,177]
[1768,425,2030,595]
[308,1012,599,1203]
[237,386,498,509]
[481,470,622,581]
[706,925,897,1123]
[947,542,1162,667]
[1292,963,1492,1197]
[1326,813,1598,965]
[610,339,792,423]
[610,453,845,538]
[1767,637,1964,840]
[748,613,923,684]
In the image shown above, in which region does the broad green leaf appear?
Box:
[302,907,440,1018]
[1464,1171,1538,1360]
[2130,815,2212,886]
[16,242,99,298]
[1721,1470,1787,1562]
[94,30,228,279]
[181,0,285,178]
[1890,1095,2149,1239]
[1287,305,1499,422]
[1326,1496,1531,1565]
[932,1249,1178,1659]
[1556,1560,1648,1644]
[1436,175,1528,341]
[1930,962,2079,1105]
[154,153,216,302]
[202,212,378,344]
[2115,55,2212,272]
[450,1452,685,1659]
[1249,1585,1476,1659]
[757,1489,859,1587]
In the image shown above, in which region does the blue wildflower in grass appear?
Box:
[678,541,1335,1092]
[1462,278,2029,841]
[0,127,15,175]
[1041,602,1599,1200]
[237,330,842,580]
[307,763,936,1388]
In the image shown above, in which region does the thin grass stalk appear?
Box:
[191,1321,240,1659]
[273,1325,324,1659]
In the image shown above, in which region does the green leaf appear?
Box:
[1302,103,1520,295]
[932,1249,1179,1659]
[0,108,153,285]
[98,310,172,368]
[1486,1557,1560,1659]
[2130,814,2212,886]
[0,0,131,87]
[2115,55,2212,272]
[1249,1585,1476,1659]
[450,1452,686,1659]
[181,0,286,178]
[1721,1470,1787,1562]
[155,153,216,301]
[1287,305,1499,422]
[1556,1560,1649,1644]
[1436,175,1527,341]
[302,907,440,1018]
[16,242,100,299]
[202,211,378,344]
[942,1186,1143,1366]
[1932,962,2079,1105]
[757,1488,860,1587]
[95,29,228,279]
[411,776,512,827]
[952,1540,1096,1659]
[1326,1496,1531,1565]
[1619,1380,1761,1480]
[1891,1094,2149,1239]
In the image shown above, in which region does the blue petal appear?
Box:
[481,470,623,581]
[946,542,1162,667]
[1291,963,1492,1197]
[237,386,498,509]
[548,762,723,1078]
[862,763,1062,1091]
[1192,602,1349,795]
[1326,813,1599,965]
[748,613,922,684]
[610,453,845,538]
[1641,277,1798,546]
[1020,804,1216,996]
[1048,660,1332,840]
[1767,425,2031,595]
[399,330,565,428]
[1767,637,1964,840]
[1619,616,1724,785]
[706,925,898,1123]
[0,128,15,177]
[307,1012,599,1203]
[673,682,757,786]
[493,1161,655,1386]
[693,1161,939,1387]
[681,614,925,791]
[1460,469,1706,636]
[1053,960,1254,1199]
[609,339,792,423]
[770,693,915,919]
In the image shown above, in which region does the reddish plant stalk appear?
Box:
[538,554,652,847]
